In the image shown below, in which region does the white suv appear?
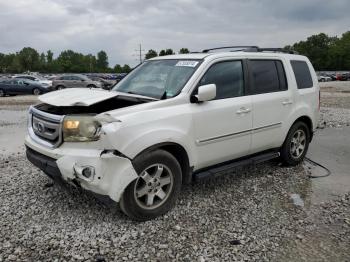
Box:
[25,47,319,220]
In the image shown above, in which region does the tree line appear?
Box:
[0,31,349,74]
[285,31,350,71]
[0,48,132,74]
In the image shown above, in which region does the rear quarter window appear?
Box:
[290,60,313,89]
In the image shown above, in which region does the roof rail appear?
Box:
[256,48,299,54]
[202,46,259,53]
[202,46,298,54]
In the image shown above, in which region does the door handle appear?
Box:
[282,100,293,105]
[236,107,251,114]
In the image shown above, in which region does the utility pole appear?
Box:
[133,44,145,64]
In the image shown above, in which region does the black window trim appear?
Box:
[190,59,249,101]
[246,59,288,95]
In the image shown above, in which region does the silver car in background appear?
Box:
[13,74,52,88]
[52,74,102,90]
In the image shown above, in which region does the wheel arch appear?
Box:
[133,142,192,184]
[290,115,314,142]
[56,85,65,90]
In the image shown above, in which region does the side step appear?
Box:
[193,151,280,181]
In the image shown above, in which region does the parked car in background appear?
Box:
[336,73,350,81]
[88,76,116,90]
[13,74,52,88]
[327,73,337,81]
[52,74,102,90]
[317,74,332,82]
[115,73,127,83]
[0,78,50,96]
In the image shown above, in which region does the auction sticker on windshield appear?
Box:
[175,61,199,67]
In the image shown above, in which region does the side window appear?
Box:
[199,60,244,99]
[291,60,313,89]
[250,60,285,94]
[62,76,71,80]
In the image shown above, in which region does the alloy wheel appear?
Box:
[134,164,174,210]
[33,89,41,95]
[290,129,306,159]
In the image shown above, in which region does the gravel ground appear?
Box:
[0,155,312,261]
[276,193,350,262]
[320,81,350,109]
[319,107,350,128]
[0,89,350,261]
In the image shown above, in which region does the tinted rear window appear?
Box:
[291,60,313,89]
[250,60,287,94]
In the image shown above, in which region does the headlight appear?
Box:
[63,115,101,142]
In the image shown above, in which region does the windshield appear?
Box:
[112,59,201,99]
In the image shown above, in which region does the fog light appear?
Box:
[82,167,94,179]
[74,164,95,182]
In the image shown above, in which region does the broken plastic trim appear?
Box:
[100,149,130,159]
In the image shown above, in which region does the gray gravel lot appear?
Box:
[0,155,313,261]
[0,90,349,261]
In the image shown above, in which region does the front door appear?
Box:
[191,60,252,169]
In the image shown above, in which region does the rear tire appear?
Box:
[87,84,97,88]
[0,89,5,97]
[280,121,310,166]
[33,88,41,95]
[120,150,182,221]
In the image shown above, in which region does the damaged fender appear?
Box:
[56,151,138,202]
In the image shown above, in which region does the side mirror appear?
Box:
[195,84,216,102]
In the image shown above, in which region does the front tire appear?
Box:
[0,89,5,97]
[120,150,182,221]
[280,121,310,166]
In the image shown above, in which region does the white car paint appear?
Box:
[38,88,156,106]
[25,51,319,203]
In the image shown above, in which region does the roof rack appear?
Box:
[202,46,298,54]
[202,46,259,53]
[256,48,299,54]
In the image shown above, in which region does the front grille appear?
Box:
[28,106,65,148]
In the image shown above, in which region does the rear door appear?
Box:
[70,75,83,87]
[248,59,293,153]
[191,59,253,169]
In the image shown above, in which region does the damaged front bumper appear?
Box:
[25,135,138,203]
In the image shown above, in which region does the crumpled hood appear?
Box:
[38,88,155,107]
